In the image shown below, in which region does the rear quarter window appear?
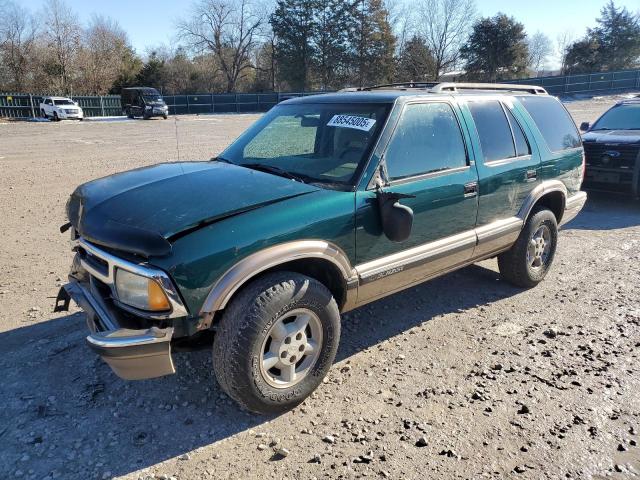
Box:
[518,96,581,152]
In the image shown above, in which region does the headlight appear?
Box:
[115,269,170,311]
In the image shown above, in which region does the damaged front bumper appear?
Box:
[55,278,176,381]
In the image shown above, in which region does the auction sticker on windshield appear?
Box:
[327,114,376,132]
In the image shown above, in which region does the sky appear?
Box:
[18,0,640,69]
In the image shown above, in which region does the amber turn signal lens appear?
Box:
[148,280,170,311]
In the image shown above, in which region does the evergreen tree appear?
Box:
[270,0,316,90]
[313,0,354,90]
[351,0,395,87]
[396,35,436,82]
[589,1,639,70]
[135,52,168,91]
[460,13,529,82]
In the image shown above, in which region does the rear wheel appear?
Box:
[498,208,558,288]
[41,109,47,119]
[212,271,340,414]
[53,112,59,121]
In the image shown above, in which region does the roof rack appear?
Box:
[345,82,440,92]
[431,82,547,95]
[341,81,547,95]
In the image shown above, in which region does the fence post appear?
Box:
[186,94,189,115]
[636,70,640,89]
[236,94,239,113]
[100,96,105,117]
[211,93,214,114]
[29,94,35,118]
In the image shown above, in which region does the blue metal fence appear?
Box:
[0,91,324,119]
[2,69,639,119]
[507,68,640,95]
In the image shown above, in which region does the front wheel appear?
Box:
[212,272,341,414]
[498,208,558,288]
[41,109,47,119]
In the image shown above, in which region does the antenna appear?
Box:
[174,115,180,161]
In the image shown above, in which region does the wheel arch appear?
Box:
[518,180,567,224]
[199,240,358,321]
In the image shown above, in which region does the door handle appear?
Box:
[525,169,537,182]
[463,181,478,197]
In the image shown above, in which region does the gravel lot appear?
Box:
[1,94,639,480]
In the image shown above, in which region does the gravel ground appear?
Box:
[0,94,639,480]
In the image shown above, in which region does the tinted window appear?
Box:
[385,103,467,180]
[519,96,581,151]
[468,101,515,162]
[504,107,531,157]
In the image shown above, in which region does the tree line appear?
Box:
[0,0,638,95]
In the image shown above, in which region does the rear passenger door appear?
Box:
[354,100,480,303]
[463,99,540,230]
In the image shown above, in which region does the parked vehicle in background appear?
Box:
[121,87,169,119]
[55,82,586,414]
[39,97,84,121]
[580,99,640,198]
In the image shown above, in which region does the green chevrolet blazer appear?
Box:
[55,82,587,414]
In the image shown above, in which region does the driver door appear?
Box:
[355,100,479,303]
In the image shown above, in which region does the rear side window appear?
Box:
[518,96,581,152]
[385,102,467,180]
[468,101,516,162]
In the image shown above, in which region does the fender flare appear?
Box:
[517,180,567,222]
[199,240,357,319]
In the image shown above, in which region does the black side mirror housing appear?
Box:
[580,121,590,132]
[376,190,415,242]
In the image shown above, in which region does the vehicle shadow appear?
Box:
[0,263,520,479]
[563,190,640,231]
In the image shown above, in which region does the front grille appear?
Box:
[583,143,640,170]
[64,109,77,114]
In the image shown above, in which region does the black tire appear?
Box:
[41,109,47,119]
[498,208,558,288]
[163,114,168,120]
[53,112,59,121]
[212,271,341,414]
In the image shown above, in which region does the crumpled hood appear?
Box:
[582,130,640,144]
[67,161,319,257]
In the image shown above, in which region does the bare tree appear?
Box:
[556,30,576,75]
[177,0,265,92]
[43,0,81,93]
[418,0,476,79]
[527,31,552,75]
[0,0,37,91]
[80,15,130,94]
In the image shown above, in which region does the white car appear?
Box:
[39,96,84,121]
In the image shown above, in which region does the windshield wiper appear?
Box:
[241,163,307,183]
[212,156,235,165]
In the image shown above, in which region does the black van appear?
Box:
[121,87,169,119]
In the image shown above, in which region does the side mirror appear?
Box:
[376,189,415,242]
[580,121,590,132]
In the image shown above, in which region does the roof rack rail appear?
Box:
[355,82,440,91]
[430,82,547,95]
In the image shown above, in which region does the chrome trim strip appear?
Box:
[356,230,476,283]
[484,154,532,167]
[200,240,357,316]
[474,216,523,257]
[87,327,173,349]
[76,238,188,319]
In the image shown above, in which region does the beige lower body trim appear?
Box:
[352,216,523,308]
[560,191,587,226]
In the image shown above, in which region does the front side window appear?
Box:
[592,104,640,130]
[518,96,581,152]
[221,103,390,186]
[384,102,467,180]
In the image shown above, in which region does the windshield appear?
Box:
[143,95,163,103]
[54,99,74,105]
[220,103,390,187]
[592,104,640,130]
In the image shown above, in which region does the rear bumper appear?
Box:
[560,191,587,226]
[56,280,175,380]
